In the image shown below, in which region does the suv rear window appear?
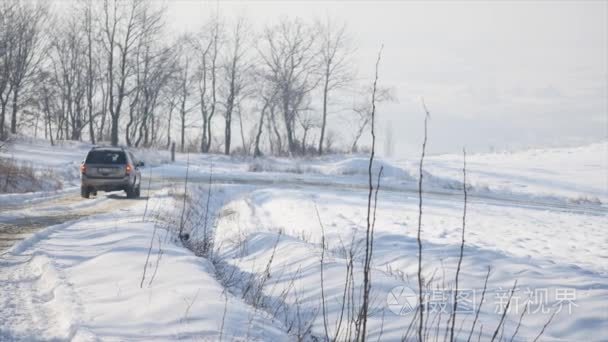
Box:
[85,150,126,164]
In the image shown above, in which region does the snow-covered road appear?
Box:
[1,195,127,253]
[4,171,602,256]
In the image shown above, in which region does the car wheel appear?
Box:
[81,186,90,199]
[135,186,141,198]
[125,186,135,199]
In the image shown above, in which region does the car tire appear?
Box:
[126,186,135,199]
[134,186,141,198]
[81,186,90,199]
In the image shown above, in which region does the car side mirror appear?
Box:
[136,161,145,167]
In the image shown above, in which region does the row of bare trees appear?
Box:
[0,0,394,156]
[0,1,46,141]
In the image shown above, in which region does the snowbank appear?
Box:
[0,189,289,341]
[210,184,608,341]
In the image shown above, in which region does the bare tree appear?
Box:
[135,44,175,148]
[161,72,180,149]
[252,77,278,157]
[297,110,318,154]
[132,6,172,148]
[350,86,395,153]
[82,0,97,144]
[0,2,17,139]
[316,17,353,155]
[221,17,250,155]
[102,0,145,146]
[31,70,57,145]
[1,1,47,137]
[125,33,143,147]
[97,59,110,142]
[176,47,197,152]
[192,17,222,153]
[266,95,284,155]
[259,18,320,155]
[51,12,87,141]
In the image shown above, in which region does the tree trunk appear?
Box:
[238,109,247,154]
[146,116,153,147]
[302,128,309,153]
[43,94,54,146]
[10,88,19,134]
[134,112,145,147]
[318,71,330,155]
[201,111,208,152]
[224,113,231,155]
[266,112,275,155]
[281,95,296,155]
[270,106,282,154]
[126,92,139,146]
[179,84,187,152]
[88,103,95,144]
[71,101,83,140]
[224,85,235,155]
[98,84,108,142]
[167,105,173,149]
[199,59,208,153]
[86,4,95,145]
[0,102,6,140]
[253,106,266,158]
[180,112,185,153]
[111,117,119,146]
[205,39,218,153]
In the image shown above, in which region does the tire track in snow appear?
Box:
[0,192,153,253]
[0,254,81,341]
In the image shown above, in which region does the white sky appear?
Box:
[166,1,605,155]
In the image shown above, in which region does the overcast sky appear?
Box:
[164,1,606,156]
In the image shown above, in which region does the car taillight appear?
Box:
[80,164,87,174]
[125,164,132,175]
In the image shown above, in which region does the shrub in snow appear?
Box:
[248,158,314,174]
[0,157,62,193]
[569,195,602,205]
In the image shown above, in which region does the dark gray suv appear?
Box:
[80,147,143,199]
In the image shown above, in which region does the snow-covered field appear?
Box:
[423,143,608,205]
[1,138,606,341]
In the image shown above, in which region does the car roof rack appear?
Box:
[91,145,126,151]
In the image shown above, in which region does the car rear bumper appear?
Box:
[81,175,132,191]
